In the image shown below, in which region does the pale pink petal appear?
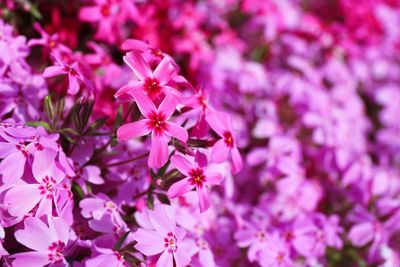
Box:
[348,222,374,247]
[123,52,152,80]
[210,139,229,163]
[5,184,42,217]
[165,122,188,142]
[130,89,157,118]
[167,178,193,199]
[156,249,173,267]
[32,148,57,182]
[132,228,165,255]
[149,132,168,168]
[174,249,192,267]
[197,186,210,213]
[0,151,26,183]
[205,112,226,137]
[154,58,176,85]
[83,165,104,184]
[149,205,174,235]
[42,66,66,78]
[12,252,50,267]
[199,248,216,267]
[235,229,256,247]
[86,254,121,267]
[14,217,53,251]
[231,146,243,174]
[35,197,53,217]
[117,120,151,141]
[158,94,178,119]
[68,73,80,95]
[0,142,15,158]
[170,154,192,176]
[205,171,223,185]
[114,84,141,102]
[48,217,70,244]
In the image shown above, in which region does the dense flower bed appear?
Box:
[1,0,400,266]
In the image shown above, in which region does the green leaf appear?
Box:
[88,116,108,132]
[71,182,84,201]
[156,193,170,205]
[114,105,123,129]
[26,121,51,130]
[113,231,131,251]
[44,96,54,121]
[61,128,80,136]
[146,192,154,210]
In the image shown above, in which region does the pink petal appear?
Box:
[123,51,152,80]
[5,184,42,217]
[32,148,57,182]
[11,252,49,267]
[0,142,15,158]
[199,248,216,267]
[231,146,243,174]
[205,171,223,185]
[348,222,374,247]
[68,73,80,95]
[205,112,226,137]
[42,66,66,78]
[198,186,210,213]
[149,132,168,168]
[149,205,174,235]
[117,120,151,141]
[130,89,157,118]
[121,39,149,52]
[48,217,70,245]
[132,228,165,256]
[0,151,26,183]
[83,165,104,184]
[170,154,192,176]
[165,122,188,142]
[14,217,53,251]
[235,229,256,247]
[158,93,178,119]
[174,249,192,267]
[210,139,229,163]
[78,6,102,22]
[35,197,53,217]
[114,84,140,102]
[154,57,177,85]
[167,178,193,199]
[156,250,173,267]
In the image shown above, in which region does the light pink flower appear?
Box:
[206,112,243,174]
[12,217,70,267]
[131,204,193,267]
[117,91,188,168]
[167,154,222,212]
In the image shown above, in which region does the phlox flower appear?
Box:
[12,217,70,267]
[206,112,243,174]
[132,204,193,267]
[0,225,8,258]
[115,51,178,101]
[167,154,223,212]
[117,91,188,168]
[259,233,292,267]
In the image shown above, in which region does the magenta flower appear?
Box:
[206,111,243,174]
[12,217,70,267]
[167,154,222,212]
[42,54,85,95]
[117,91,188,168]
[115,51,178,101]
[132,204,193,267]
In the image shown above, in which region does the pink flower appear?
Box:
[12,217,70,267]
[115,51,177,101]
[117,91,188,168]
[259,233,292,267]
[206,112,243,174]
[167,154,222,212]
[131,204,193,267]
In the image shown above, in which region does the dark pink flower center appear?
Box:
[223,131,234,148]
[39,176,57,198]
[189,168,206,187]
[144,77,161,97]
[147,112,168,135]
[255,230,267,242]
[48,240,65,264]
[276,251,285,264]
[164,232,178,253]
[15,143,28,157]
[101,5,111,17]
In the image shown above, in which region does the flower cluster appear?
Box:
[1,0,400,266]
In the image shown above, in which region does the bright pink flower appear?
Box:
[206,112,243,174]
[117,91,188,168]
[115,51,178,101]
[167,154,222,212]
[131,204,193,267]
[12,217,70,267]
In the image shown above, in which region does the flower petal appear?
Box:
[78,7,102,22]
[0,151,26,183]
[42,66,66,78]
[170,154,192,176]
[167,178,193,199]
[197,186,210,213]
[130,89,157,118]
[148,132,168,168]
[156,249,173,267]
[117,120,151,141]
[231,146,243,174]
[205,171,223,185]
[133,228,165,256]
[5,184,42,217]
[11,252,50,267]
[123,52,152,80]
[211,139,229,163]
[14,217,53,251]
[158,93,178,119]
[165,122,188,142]
[205,112,226,137]
[154,57,176,85]
[48,217,70,245]
[68,73,80,95]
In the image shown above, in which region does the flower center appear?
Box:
[276,251,285,264]
[164,232,178,253]
[189,168,206,187]
[48,240,65,264]
[147,112,168,135]
[105,201,116,211]
[255,230,267,242]
[101,5,111,17]
[144,77,161,97]
[39,176,57,198]
[223,131,234,148]
[15,143,29,157]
